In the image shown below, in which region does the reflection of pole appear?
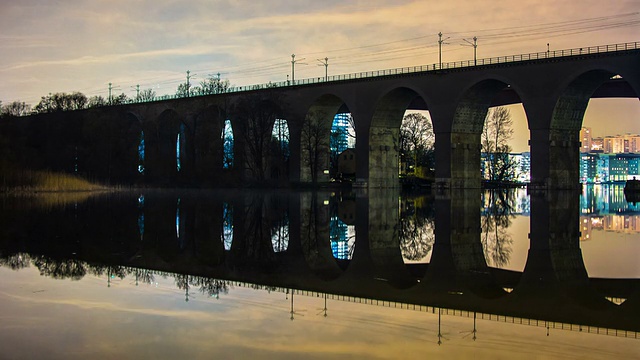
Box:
[185,275,190,302]
[290,290,295,320]
[437,308,442,345]
[472,312,477,341]
[322,293,328,317]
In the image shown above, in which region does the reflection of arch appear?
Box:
[301,94,347,183]
[368,189,418,289]
[424,189,507,298]
[369,87,429,188]
[450,79,518,188]
[516,191,614,310]
[299,192,344,281]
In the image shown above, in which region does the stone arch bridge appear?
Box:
[5,42,639,188]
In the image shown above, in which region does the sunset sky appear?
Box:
[1,1,639,148]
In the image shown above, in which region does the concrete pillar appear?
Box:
[368,188,416,288]
[368,126,400,188]
[450,132,482,189]
[425,189,504,298]
[299,192,342,280]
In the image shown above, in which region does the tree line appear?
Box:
[0,75,231,118]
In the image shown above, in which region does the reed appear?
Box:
[0,170,107,193]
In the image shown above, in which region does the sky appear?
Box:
[0,0,639,149]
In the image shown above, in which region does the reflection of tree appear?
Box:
[481,190,515,267]
[192,277,229,298]
[32,256,88,280]
[132,268,155,286]
[88,264,129,284]
[175,274,230,300]
[399,197,435,262]
[271,212,290,253]
[0,253,31,270]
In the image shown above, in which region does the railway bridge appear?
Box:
[5,42,639,189]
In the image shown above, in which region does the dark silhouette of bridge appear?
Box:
[0,189,638,333]
[2,42,639,189]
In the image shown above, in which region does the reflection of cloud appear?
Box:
[1,267,639,359]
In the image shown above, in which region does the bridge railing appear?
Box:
[49,41,640,108]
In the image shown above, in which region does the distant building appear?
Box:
[580,153,598,183]
[580,127,592,153]
[337,148,356,177]
[591,137,604,152]
[602,134,640,153]
[331,113,354,155]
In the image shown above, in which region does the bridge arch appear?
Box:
[449,79,524,188]
[146,109,185,185]
[300,94,349,183]
[121,111,145,183]
[232,95,285,183]
[369,86,431,188]
[194,105,227,185]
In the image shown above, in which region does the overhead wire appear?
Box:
[15,12,639,104]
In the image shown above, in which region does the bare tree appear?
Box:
[33,92,88,113]
[235,93,282,182]
[87,95,107,108]
[301,110,331,184]
[1,101,31,117]
[481,107,517,183]
[399,113,435,174]
[480,190,514,267]
[138,88,156,102]
[176,83,190,98]
[200,75,231,95]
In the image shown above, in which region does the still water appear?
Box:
[0,185,638,359]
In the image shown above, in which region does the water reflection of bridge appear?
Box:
[0,189,638,334]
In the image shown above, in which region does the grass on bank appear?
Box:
[0,170,107,193]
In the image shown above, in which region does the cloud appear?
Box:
[0,0,638,103]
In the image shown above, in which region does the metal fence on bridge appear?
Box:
[144,41,639,103]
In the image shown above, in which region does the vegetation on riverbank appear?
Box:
[0,170,107,193]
